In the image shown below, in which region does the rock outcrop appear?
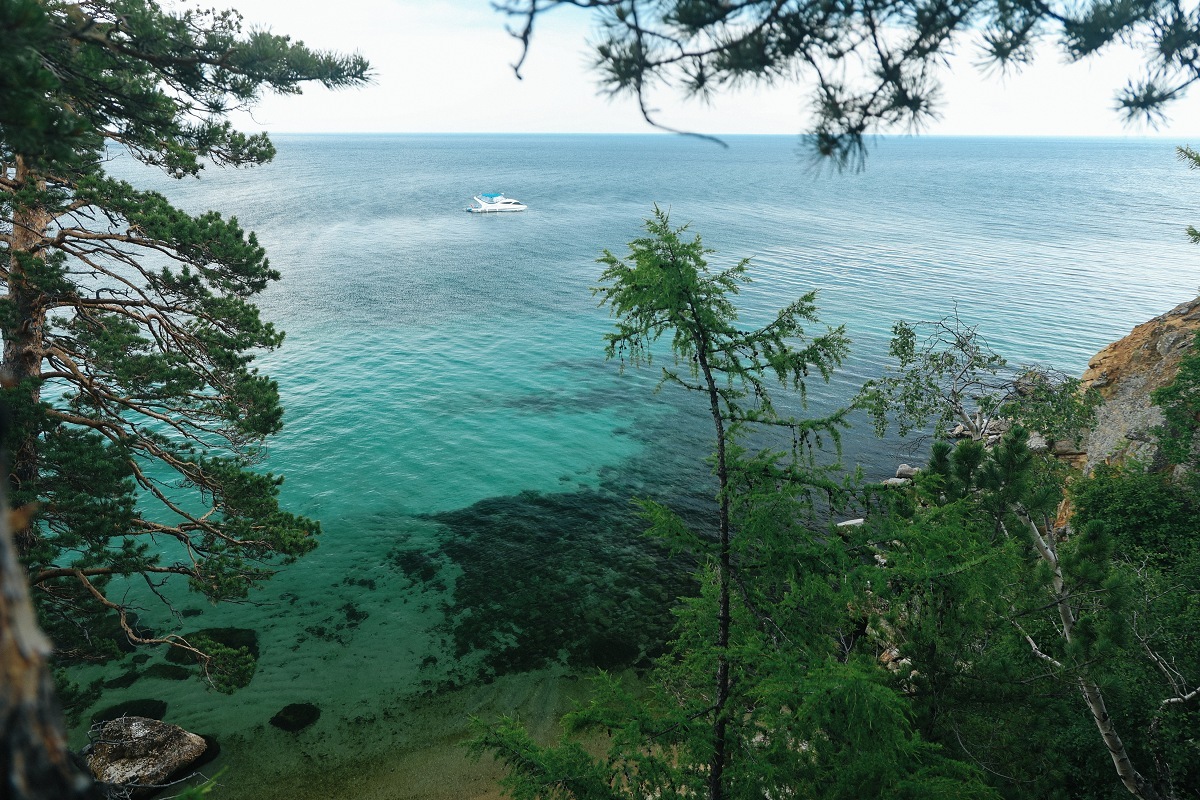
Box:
[85,716,206,796]
[1081,298,1200,472]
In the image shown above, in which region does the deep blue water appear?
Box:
[77,135,1199,796]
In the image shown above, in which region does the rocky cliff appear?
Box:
[1081,297,1200,472]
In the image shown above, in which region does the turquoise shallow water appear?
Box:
[72,135,1199,796]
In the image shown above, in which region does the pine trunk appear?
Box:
[3,157,50,555]
[0,480,103,798]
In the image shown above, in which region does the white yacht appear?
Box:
[466,193,527,213]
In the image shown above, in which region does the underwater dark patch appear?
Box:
[432,487,699,679]
[143,663,192,681]
[270,702,321,732]
[387,547,446,588]
[92,698,167,724]
[164,627,259,663]
[102,669,141,689]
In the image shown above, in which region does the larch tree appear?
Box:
[474,210,1001,800]
[592,207,850,800]
[0,0,369,685]
[496,0,1200,165]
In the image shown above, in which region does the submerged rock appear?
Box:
[164,627,259,664]
[270,702,321,732]
[143,663,192,681]
[85,716,206,796]
[102,669,141,689]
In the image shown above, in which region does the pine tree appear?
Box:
[0,0,369,681]
[876,417,1199,798]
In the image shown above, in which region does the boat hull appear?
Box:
[466,204,527,213]
[467,193,527,213]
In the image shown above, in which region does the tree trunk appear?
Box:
[3,156,50,555]
[1020,511,1162,800]
[0,479,103,799]
[692,319,730,800]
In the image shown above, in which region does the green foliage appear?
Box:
[498,0,1197,165]
[475,212,996,800]
[163,627,258,692]
[469,715,623,800]
[189,635,257,694]
[857,313,1098,444]
[0,0,368,687]
[1073,464,1196,558]
[1152,330,1200,466]
[594,205,851,427]
[1068,463,1200,794]
[874,432,1200,800]
[0,0,85,158]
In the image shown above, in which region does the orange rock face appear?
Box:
[1081,298,1200,472]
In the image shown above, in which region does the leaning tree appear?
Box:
[0,0,369,684]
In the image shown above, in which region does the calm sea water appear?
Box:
[76,135,1198,796]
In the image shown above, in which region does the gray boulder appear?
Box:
[895,464,920,479]
[85,716,206,796]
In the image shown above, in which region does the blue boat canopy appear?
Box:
[481,192,503,198]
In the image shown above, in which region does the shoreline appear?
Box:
[202,669,602,800]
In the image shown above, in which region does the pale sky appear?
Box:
[224,0,1200,138]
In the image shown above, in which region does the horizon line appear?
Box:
[261,131,1195,139]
